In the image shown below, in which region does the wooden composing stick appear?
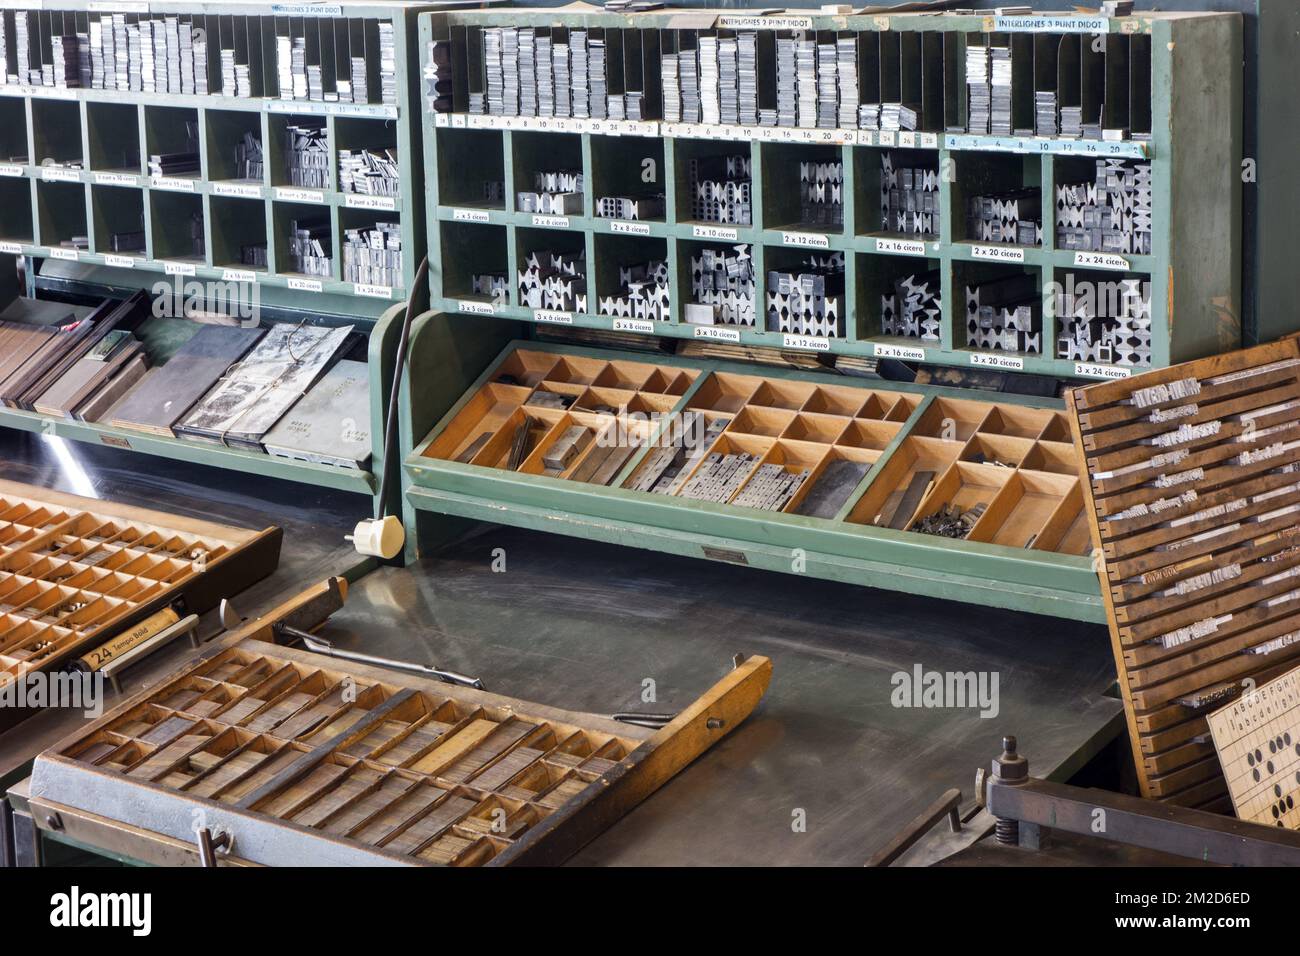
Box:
[1206,664,1300,829]
[1066,339,1300,809]
[0,478,281,684]
[28,578,772,866]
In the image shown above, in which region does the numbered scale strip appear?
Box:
[1066,339,1300,809]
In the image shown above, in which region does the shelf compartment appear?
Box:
[959,433,1032,469]
[144,106,201,181]
[35,180,88,251]
[90,185,146,257]
[0,178,34,245]
[206,110,266,186]
[858,147,940,241]
[906,460,1011,536]
[973,470,1082,551]
[149,190,205,264]
[856,250,942,346]
[591,134,665,223]
[273,201,333,280]
[436,128,506,209]
[511,129,584,216]
[440,220,508,302]
[845,434,963,528]
[953,152,1043,248]
[760,142,845,234]
[0,97,27,165]
[31,99,82,169]
[87,102,143,176]
[210,196,269,272]
[673,138,753,228]
[592,234,669,323]
[912,396,994,441]
[955,260,1044,356]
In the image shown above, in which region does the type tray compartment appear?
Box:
[27,580,773,866]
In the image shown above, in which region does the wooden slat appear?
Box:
[1066,338,1300,804]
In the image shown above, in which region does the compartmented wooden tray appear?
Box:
[416,345,1091,559]
[0,478,281,681]
[27,580,772,866]
[1066,338,1300,809]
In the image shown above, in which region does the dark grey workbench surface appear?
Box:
[0,429,1126,865]
[322,526,1125,866]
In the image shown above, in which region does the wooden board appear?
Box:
[28,578,772,867]
[1066,339,1300,807]
[1205,663,1300,829]
[0,478,281,681]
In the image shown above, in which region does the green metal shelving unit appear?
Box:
[418,7,1241,380]
[0,0,458,517]
[395,7,1243,617]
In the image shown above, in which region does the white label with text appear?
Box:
[874,343,926,362]
[782,231,829,250]
[103,254,135,268]
[875,238,927,256]
[610,220,651,236]
[694,325,741,343]
[164,261,196,275]
[287,277,323,291]
[213,181,262,198]
[452,207,491,223]
[1075,362,1132,380]
[971,244,1025,263]
[531,214,569,229]
[458,300,496,316]
[1072,252,1131,271]
[274,187,324,203]
[692,225,738,241]
[534,309,574,325]
[970,352,1024,370]
[221,268,258,284]
[783,334,830,351]
[612,318,654,334]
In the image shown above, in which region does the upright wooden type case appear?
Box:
[1066,339,1300,809]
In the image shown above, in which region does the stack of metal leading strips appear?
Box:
[881,270,942,342]
[220,46,252,98]
[52,14,201,92]
[1056,158,1154,256]
[738,31,758,126]
[342,222,402,288]
[990,44,1012,135]
[516,169,584,216]
[288,217,332,277]
[13,12,30,83]
[698,34,720,125]
[553,37,571,117]
[1056,275,1152,368]
[1035,90,1059,136]
[690,154,751,225]
[836,35,858,130]
[571,30,590,117]
[766,253,845,338]
[796,37,816,128]
[685,244,756,327]
[597,259,671,322]
[379,21,397,105]
[800,161,844,227]
[338,147,400,197]
[717,35,737,126]
[350,52,369,104]
[776,36,797,127]
[1064,340,1300,809]
[519,28,537,116]
[732,463,811,511]
[816,39,838,130]
[880,153,940,239]
[965,273,1042,355]
[966,43,991,134]
[967,189,1043,246]
[285,123,330,189]
[517,249,588,312]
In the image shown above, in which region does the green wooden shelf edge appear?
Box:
[0,405,375,496]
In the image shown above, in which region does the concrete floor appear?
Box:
[0,429,1126,865]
